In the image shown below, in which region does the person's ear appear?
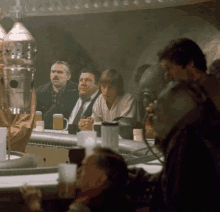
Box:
[67,73,71,80]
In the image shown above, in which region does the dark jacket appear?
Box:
[126,80,220,212]
[81,91,101,118]
[36,81,78,129]
[71,91,101,133]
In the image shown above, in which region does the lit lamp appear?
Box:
[1,0,37,160]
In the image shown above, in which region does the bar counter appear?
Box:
[0,130,163,208]
[29,130,162,165]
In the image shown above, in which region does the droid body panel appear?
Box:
[3,22,37,114]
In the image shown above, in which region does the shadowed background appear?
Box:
[1,1,220,93]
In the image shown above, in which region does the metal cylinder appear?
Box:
[2,22,37,114]
[0,24,7,65]
[0,151,37,169]
[0,23,7,111]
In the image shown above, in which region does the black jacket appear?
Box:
[36,81,78,129]
[71,91,101,132]
[81,91,101,118]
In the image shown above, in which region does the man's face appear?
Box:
[161,60,186,81]
[50,64,70,88]
[101,83,117,104]
[76,154,107,193]
[78,73,98,97]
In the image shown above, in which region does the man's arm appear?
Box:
[91,96,103,122]
[119,94,137,119]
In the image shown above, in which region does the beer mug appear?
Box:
[53,114,68,130]
[34,111,42,128]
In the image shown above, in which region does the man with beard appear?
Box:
[36,61,78,129]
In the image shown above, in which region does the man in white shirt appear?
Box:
[68,67,101,131]
[79,69,137,131]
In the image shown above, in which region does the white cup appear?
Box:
[77,131,97,155]
[0,127,7,162]
[36,120,44,132]
[58,163,77,198]
[53,114,68,130]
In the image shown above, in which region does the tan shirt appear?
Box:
[92,93,137,122]
[0,81,36,153]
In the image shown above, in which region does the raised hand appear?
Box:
[145,102,156,138]
[20,184,42,211]
[145,102,155,127]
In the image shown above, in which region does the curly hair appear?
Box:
[80,66,101,84]
[157,38,207,72]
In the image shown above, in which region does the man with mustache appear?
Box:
[36,61,78,129]
[68,67,101,132]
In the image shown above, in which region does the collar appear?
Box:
[52,84,66,94]
[79,90,99,101]
[90,90,99,100]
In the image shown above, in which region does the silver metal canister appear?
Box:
[2,22,37,114]
[101,121,119,151]
[0,19,7,110]
[0,24,7,65]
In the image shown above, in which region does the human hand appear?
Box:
[145,103,154,127]
[78,118,87,131]
[146,103,154,114]
[58,181,79,199]
[78,117,94,131]
[58,165,89,199]
[145,103,156,138]
[20,184,42,211]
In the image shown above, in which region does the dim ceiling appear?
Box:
[0,0,213,18]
